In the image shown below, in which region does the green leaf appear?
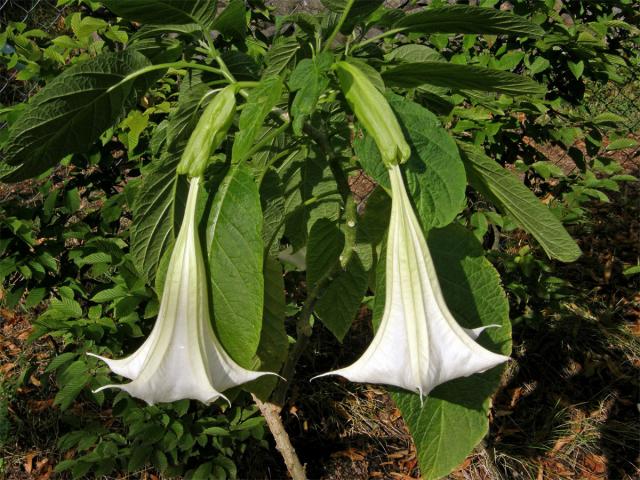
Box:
[395,5,544,37]
[54,360,90,411]
[260,168,286,255]
[24,287,47,308]
[280,148,342,250]
[2,50,155,182]
[315,253,368,341]
[128,445,152,471]
[288,52,333,135]
[212,0,247,39]
[233,76,283,163]
[249,256,288,399]
[130,153,189,285]
[102,0,216,26]
[459,143,581,262]
[383,62,545,96]
[567,60,584,80]
[306,218,344,290]
[373,224,511,479]
[387,44,444,63]
[322,0,384,33]
[46,352,78,373]
[262,36,300,77]
[355,95,466,230]
[606,138,638,151]
[206,165,264,367]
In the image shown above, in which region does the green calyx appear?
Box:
[335,61,411,167]
[177,85,237,178]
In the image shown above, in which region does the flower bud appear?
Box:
[335,61,410,167]
[177,85,236,177]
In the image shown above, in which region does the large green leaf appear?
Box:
[206,164,264,366]
[288,52,333,135]
[2,50,154,182]
[249,256,288,399]
[459,143,581,262]
[279,148,341,250]
[212,0,247,39]
[232,76,283,163]
[315,253,367,341]
[306,218,368,341]
[262,36,300,78]
[395,5,544,37]
[355,95,466,230]
[130,153,188,287]
[372,224,511,479]
[260,168,286,255]
[102,0,216,26]
[306,218,344,290]
[383,62,546,96]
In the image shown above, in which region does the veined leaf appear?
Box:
[262,36,300,78]
[206,164,264,367]
[249,256,288,399]
[395,5,544,37]
[306,219,344,291]
[279,148,341,250]
[288,52,333,135]
[383,62,546,96]
[102,0,216,26]
[233,76,283,163]
[130,152,188,285]
[459,143,581,262]
[2,50,155,182]
[315,253,368,341]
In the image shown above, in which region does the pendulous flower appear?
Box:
[90,176,273,405]
[316,164,509,398]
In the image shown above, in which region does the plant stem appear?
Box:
[252,394,307,480]
[322,0,355,53]
[106,61,225,94]
[350,27,407,53]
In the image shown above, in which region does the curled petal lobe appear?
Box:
[90,177,274,405]
[316,165,508,398]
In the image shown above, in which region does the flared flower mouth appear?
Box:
[315,164,509,398]
[89,177,274,405]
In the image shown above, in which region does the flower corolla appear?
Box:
[316,165,509,397]
[90,177,273,405]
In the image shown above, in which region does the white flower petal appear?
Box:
[91,177,274,405]
[316,165,509,397]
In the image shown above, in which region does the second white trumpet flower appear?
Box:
[90,177,273,405]
[317,165,509,398]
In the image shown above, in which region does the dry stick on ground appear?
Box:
[252,394,307,480]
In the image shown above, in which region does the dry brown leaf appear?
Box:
[331,448,366,462]
[24,452,36,474]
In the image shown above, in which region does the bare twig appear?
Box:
[253,394,307,480]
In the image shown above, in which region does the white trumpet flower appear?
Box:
[317,165,509,398]
[90,177,273,405]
